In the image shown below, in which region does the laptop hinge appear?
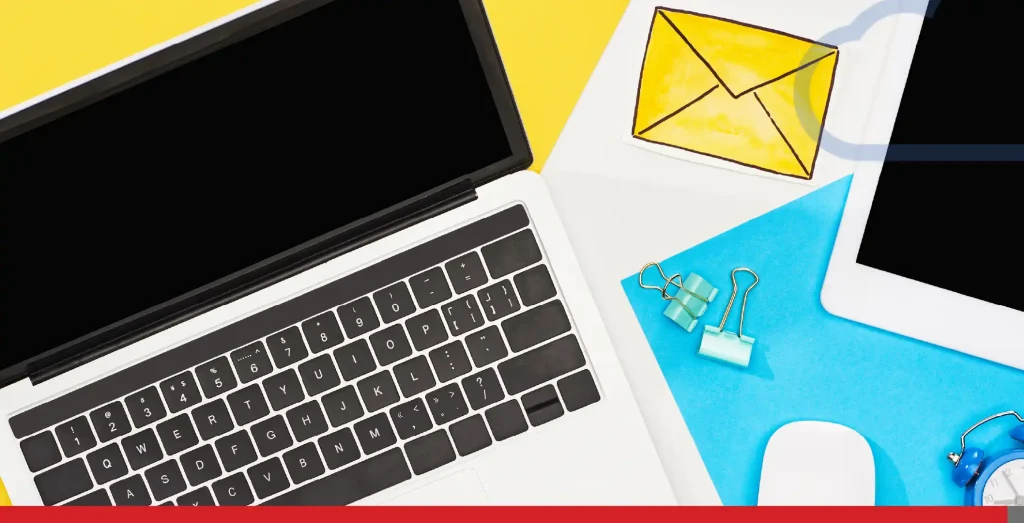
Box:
[22,179,479,387]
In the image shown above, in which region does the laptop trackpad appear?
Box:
[381,469,489,505]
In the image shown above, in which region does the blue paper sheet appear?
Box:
[620,176,1024,506]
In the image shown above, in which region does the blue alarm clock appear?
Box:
[947,411,1024,506]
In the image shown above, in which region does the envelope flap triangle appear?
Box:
[659,9,837,97]
[633,11,721,135]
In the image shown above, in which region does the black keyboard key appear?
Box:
[406,309,448,351]
[321,385,364,427]
[213,472,255,506]
[177,487,215,506]
[160,371,202,414]
[227,384,270,425]
[20,430,61,472]
[318,428,361,470]
[478,280,521,321]
[502,300,571,353]
[86,443,129,485]
[248,457,290,499]
[263,369,305,411]
[263,448,410,506]
[389,398,432,440]
[393,355,436,397]
[373,281,416,324]
[354,413,397,455]
[122,429,162,470]
[522,384,564,427]
[55,416,96,458]
[558,369,601,412]
[54,420,97,464]
[450,415,491,457]
[485,400,528,441]
[514,265,557,307]
[462,368,505,410]
[446,251,489,295]
[369,324,414,366]
[465,326,509,368]
[499,334,586,395]
[440,295,484,336]
[283,442,326,484]
[425,383,468,425]
[429,340,473,383]
[231,342,272,384]
[110,474,151,506]
[195,356,237,399]
[287,401,329,442]
[252,415,293,457]
[156,414,199,455]
[298,354,342,397]
[409,266,452,308]
[337,296,380,339]
[357,370,401,412]
[35,458,92,505]
[124,386,166,429]
[192,399,234,440]
[266,326,309,368]
[145,460,187,502]
[482,229,542,279]
[181,445,221,486]
[405,311,446,352]
[301,312,344,353]
[66,490,112,506]
[405,430,456,475]
[89,401,130,443]
[215,430,258,472]
[333,338,377,381]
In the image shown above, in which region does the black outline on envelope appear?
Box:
[631,7,840,181]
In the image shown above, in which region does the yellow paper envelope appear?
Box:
[631,7,839,180]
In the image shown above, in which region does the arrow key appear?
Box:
[389,398,433,440]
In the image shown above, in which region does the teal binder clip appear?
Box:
[639,262,718,332]
[699,268,759,367]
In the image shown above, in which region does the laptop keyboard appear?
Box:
[11,205,602,506]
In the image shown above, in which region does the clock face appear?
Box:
[981,458,1024,506]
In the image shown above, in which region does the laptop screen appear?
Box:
[0,0,517,374]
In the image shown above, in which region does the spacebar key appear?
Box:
[262,448,411,506]
[498,334,586,395]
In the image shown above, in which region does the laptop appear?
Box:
[0,0,675,506]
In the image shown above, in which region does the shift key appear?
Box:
[501,300,570,353]
[498,335,586,395]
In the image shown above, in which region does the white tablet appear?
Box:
[821,0,1024,371]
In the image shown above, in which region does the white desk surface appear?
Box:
[541,0,916,504]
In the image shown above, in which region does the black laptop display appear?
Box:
[0,0,530,385]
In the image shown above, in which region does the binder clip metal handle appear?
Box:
[639,263,718,332]
[699,268,759,367]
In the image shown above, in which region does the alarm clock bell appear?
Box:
[947,411,1024,488]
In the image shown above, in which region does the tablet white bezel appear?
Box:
[821,10,1024,371]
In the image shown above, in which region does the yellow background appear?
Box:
[0,0,627,505]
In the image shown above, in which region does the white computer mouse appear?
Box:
[757,421,876,505]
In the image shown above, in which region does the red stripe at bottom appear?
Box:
[0,506,1010,523]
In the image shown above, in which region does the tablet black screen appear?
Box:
[856,0,1024,313]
